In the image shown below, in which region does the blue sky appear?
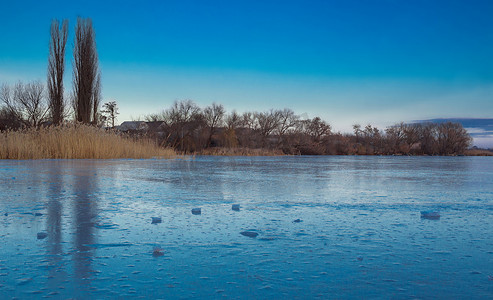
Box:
[1,0,492,133]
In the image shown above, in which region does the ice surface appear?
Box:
[0,156,492,299]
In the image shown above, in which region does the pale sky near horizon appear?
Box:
[1,0,492,134]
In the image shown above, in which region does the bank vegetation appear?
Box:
[0,125,175,159]
[137,100,474,156]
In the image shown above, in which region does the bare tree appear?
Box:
[226,110,242,130]
[1,81,48,127]
[305,117,331,143]
[18,81,48,127]
[222,110,241,148]
[385,123,406,154]
[437,122,472,155]
[418,123,439,155]
[0,84,23,124]
[47,19,68,125]
[255,109,281,147]
[101,101,119,128]
[274,108,298,147]
[203,102,225,147]
[292,117,332,154]
[72,17,101,124]
[241,112,256,130]
[353,124,362,143]
[159,100,204,151]
[145,113,161,122]
[362,124,381,154]
[166,100,200,124]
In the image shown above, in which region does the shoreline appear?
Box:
[1,150,492,160]
[192,147,493,157]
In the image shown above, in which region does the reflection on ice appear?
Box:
[0,157,492,299]
[72,162,98,296]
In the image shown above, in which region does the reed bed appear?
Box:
[464,149,493,156]
[0,125,175,159]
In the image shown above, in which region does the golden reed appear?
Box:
[0,125,175,159]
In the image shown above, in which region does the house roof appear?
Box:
[117,121,149,131]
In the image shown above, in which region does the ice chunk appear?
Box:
[232,204,240,211]
[191,208,201,215]
[240,231,258,238]
[421,211,440,220]
[151,217,162,224]
[153,247,164,257]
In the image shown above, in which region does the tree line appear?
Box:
[142,100,472,155]
[0,19,473,156]
[0,18,109,130]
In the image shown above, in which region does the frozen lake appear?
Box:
[0,156,492,299]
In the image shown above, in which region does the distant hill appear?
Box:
[415,118,493,149]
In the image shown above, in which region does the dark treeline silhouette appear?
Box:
[138,100,472,155]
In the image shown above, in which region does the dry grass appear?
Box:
[0,125,176,159]
[198,147,285,156]
[464,149,493,156]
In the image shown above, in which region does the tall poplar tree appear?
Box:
[47,19,68,125]
[72,17,101,124]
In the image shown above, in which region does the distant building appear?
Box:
[145,121,167,132]
[117,121,149,131]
